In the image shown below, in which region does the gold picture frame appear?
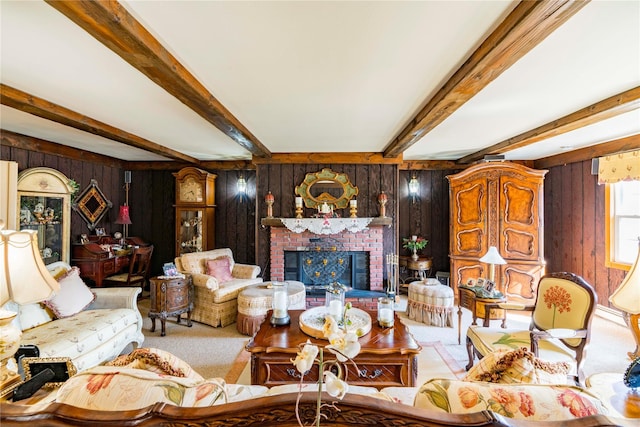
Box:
[21,357,77,389]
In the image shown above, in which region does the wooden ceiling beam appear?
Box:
[252,152,403,165]
[459,87,640,164]
[534,134,640,169]
[383,0,588,158]
[45,0,271,159]
[1,129,125,169]
[0,84,200,164]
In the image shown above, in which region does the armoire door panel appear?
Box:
[502,182,536,226]
[451,260,484,289]
[503,229,535,258]
[456,184,485,225]
[456,228,484,254]
[502,263,545,305]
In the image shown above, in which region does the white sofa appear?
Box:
[174,248,262,327]
[4,262,144,372]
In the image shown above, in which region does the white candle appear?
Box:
[350,199,357,207]
[328,299,343,318]
[273,291,287,318]
[412,235,418,241]
[379,308,393,323]
[295,196,303,207]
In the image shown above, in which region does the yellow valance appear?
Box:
[598,149,640,184]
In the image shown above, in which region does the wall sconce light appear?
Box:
[408,175,419,202]
[237,175,247,194]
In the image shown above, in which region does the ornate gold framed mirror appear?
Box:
[295,168,358,209]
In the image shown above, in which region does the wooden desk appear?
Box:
[246,310,421,389]
[457,286,506,344]
[71,237,149,287]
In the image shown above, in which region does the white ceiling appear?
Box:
[1,0,639,163]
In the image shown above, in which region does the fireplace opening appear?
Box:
[284,250,369,293]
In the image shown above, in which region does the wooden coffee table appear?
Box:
[246,310,421,389]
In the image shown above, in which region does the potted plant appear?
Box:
[402,235,428,261]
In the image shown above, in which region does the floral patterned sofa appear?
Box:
[3,261,144,372]
[4,347,616,426]
[174,248,262,327]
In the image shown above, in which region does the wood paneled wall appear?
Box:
[543,160,625,309]
[2,143,126,239]
[256,164,397,281]
[3,134,628,308]
[398,169,461,275]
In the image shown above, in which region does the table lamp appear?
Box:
[479,246,507,284]
[609,239,640,360]
[1,221,60,391]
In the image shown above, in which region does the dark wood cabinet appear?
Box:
[148,275,194,336]
[71,237,149,287]
[173,167,216,256]
[447,163,547,305]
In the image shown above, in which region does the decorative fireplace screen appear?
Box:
[301,237,348,287]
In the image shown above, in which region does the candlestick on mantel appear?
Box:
[349,199,358,218]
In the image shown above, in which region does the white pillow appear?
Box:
[18,303,53,330]
[44,267,95,318]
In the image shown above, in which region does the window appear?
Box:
[606,180,640,269]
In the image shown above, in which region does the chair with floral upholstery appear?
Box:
[465,272,597,385]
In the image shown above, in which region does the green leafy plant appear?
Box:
[402,236,428,252]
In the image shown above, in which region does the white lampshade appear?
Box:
[1,228,60,306]
[479,246,507,265]
[610,242,640,314]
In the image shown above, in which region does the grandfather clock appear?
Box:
[173,167,216,256]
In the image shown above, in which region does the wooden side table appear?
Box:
[457,286,506,344]
[399,256,433,293]
[149,275,194,336]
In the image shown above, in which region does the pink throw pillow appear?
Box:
[206,257,233,283]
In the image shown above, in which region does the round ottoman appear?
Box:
[406,279,454,327]
[236,281,306,336]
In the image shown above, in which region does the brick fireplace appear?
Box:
[269,226,385,292]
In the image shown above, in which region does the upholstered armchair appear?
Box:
[175,248,262,327]
[465,272,597,385]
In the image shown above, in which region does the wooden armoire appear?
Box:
[447,162,547,305]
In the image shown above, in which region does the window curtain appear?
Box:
[597,149,640,184]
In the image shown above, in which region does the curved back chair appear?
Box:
[103,245,154,289]
[465,272,597,385]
